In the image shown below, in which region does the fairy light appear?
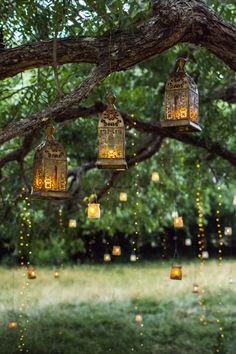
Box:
[214,184,225,353]
[131,129,144,351]
[195,162,208,327]
[17,187,32,353]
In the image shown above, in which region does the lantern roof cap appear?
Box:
[176,57,187,72]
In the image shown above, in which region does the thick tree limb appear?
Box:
[205,81,236,103]
[0,0,235,82]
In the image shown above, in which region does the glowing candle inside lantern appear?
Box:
[170,265,182,280]
[119,192,127,202]
[8,321,17,330]
[151,172,160,182]
[54,271,60,278]
[104,253,111,262]
[174,216,184,228]
[87,203,101,219]
[112,245,121,256]
[135,315,143,323]
[69,219,77,228]
[27,268,37,279]
[192,284,199,293]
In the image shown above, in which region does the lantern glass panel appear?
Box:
[87,203,100,219]
[162,58,201,132]
[31,127,70,200]
[96,96,127,170]
[170,265,182,280]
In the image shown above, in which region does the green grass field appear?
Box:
[0,260,236,354]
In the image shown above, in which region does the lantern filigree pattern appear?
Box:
[162,58,201,132]
[96,95,127,170]
[31,127,70,200]
[170,265,182,280]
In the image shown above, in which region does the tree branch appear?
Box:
[0,0,235,81]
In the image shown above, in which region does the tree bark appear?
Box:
[0,0,235,81]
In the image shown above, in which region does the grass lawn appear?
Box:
[0,260,236,354]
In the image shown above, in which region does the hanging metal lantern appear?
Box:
[130,253,137,262]
[104,253,111,262]
[87,203,101,219]
[185,238,192,246]
[54,270,60,278]
[192,284,199,293]
[151,172,159,182]
[224,227,232,236]
[96,95,127,170]
[31,127,70,200]
[68,219,77,228]
[112,245,121,256]
[8,321,17,330]
[170,265,182,280]
[202,251,209,259]
[174,216,184,228]
[119,192,127,202]
[27,268,37,279]
[162,58,201,132]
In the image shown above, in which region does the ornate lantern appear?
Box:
[185,238,192,246]
[119,192,127,202]
[31,127,70,200]
[174,216,184,228]
[8,321,17,330]
[112,245,121,256]
[104,253,111,262]
[87,203,101,219]
[151,172,159,182]
[162,58,201,132]
[69,219,77,228]
[135,315,143,324]
[224,227,232,236]
[96,95,127,170]
[202,251,209,259]
[170,265,182,280]
[192,284,199,293]
[27,268,37,279]
[54,270,60,278]
[130,253,137,262]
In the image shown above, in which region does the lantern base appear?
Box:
[31,189,71,200]
[161,119,201,132]
[96,159,127,171]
